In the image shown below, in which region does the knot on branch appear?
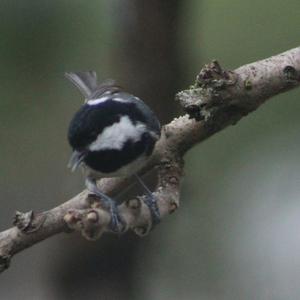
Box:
[13,210,46,233]
[63,195,112,240]
[197,60,236,89]
[0,254,11,272]
[64,207,111,241]
[63,192,157,240]
[283,65,300,84]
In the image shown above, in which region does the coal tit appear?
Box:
[66,71,161,232]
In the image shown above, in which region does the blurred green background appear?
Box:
[1,1,300,299]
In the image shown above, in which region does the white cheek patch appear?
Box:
[89,116,146,151]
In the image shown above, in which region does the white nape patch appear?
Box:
[87,95,130,105]
[87,96,110,105]
[111,97,130,103]
[89,116,146,151]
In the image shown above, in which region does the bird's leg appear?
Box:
[134,174,160,226]
[85,177,125,233]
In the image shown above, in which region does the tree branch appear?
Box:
[1,46,300,273]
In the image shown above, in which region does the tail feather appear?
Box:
[65,71,98,98]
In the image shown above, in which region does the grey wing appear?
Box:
[136,99,161,137]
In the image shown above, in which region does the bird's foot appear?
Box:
[142,193,161,226]
[134,174,161,227]
[108,201,125,233]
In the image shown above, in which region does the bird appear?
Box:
[65,71,161,232]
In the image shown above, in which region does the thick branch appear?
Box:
[0,46,299,272]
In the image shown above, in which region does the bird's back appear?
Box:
[66,71,160,177]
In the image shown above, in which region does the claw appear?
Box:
[134,174,161,227]
[109,201,125,233]
[143,194,160,226]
